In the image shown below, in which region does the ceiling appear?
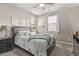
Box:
[11,3,79,16]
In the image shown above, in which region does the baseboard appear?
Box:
[56,41,73,46]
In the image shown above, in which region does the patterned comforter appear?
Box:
[15,35,53,56]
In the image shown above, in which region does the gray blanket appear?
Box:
[28,35,51,45]
[15,36,49,56]
[15,33,53,56]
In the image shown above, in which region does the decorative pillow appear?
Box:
[16,31,30,36]
[24,31,30,36]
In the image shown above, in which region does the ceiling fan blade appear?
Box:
[33,4,40,8]
[45,3,54,5]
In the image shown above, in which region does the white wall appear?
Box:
[38,6,79,43]
[0,3,37,27]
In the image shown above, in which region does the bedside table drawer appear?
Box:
[0,39,14,53]
[6,39,13,44]
[3,40,6,43]
[0,40,4,43]
[0,40,7,43]
[4,44,6,46]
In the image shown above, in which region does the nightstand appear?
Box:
[73,35,79,56]
[0,38,14,53]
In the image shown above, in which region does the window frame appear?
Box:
[47,15,59,33]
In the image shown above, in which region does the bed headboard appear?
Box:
[12,26,30,31]
[11,26,31,38]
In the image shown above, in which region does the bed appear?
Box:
[11,26,56,56]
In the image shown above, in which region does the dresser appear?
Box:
[0,38,13,53]
[73,35,79,56]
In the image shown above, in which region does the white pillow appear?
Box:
[30,32,36,35]
[24,31,30,36]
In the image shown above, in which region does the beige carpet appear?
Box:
[0,41,74,56]
[49,41,74,56]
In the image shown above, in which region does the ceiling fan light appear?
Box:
[40,4,45,7]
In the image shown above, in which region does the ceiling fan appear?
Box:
[33,3,54,10]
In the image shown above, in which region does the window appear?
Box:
[20,18,26,26]
[48,15,58,32]
[37,17,48,33]
[30,16,36,31]
[11,17,20,26]
[31,16,36,27]
[38,17,44,27]
[11,17,30,27]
